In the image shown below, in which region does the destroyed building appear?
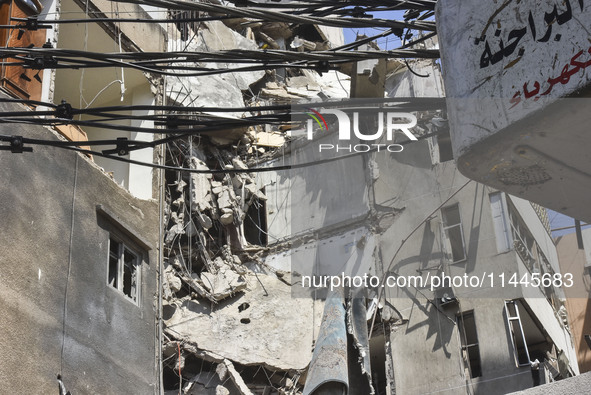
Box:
[158,17,580,395]
[0,0,585,394]
[0,0,163,393]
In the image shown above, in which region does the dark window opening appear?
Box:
[457,311,482,378]
[244,197,268,246]
[162,365,180,391]
[369,329,389,395]
[437,129,454,162]
[171,10,200,42]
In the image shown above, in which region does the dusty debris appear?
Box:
[161,11,342,395]
[166,269,182,293]
[189,158,214,213]
[223,359,255,395]
[200,267,247,301]
[216,386,230,395]
[164,272,317,371]
[250,131,286,148]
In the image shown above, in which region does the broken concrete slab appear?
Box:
[190,158,214,213]
[166,271,182,293]
[164,273,318,371]
[250,131,285,148]
[223,359,254,395]
[200,268,246,301]
[166,21,265,118]
[231,158,249,170]
[220,213,234,225]
[217,188,234,210]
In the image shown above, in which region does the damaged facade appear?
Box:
[160,14,347,395]
[159,20,580,395]
[0,0,163,392]
[0,1,585,394]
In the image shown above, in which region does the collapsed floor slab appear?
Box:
[164,272,318,371]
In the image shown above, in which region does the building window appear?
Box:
[442,204,467,263]
[504,300,530,366]
[504,299,556,369]
[437,129,454,162]
[489,192,512,253]
[457,311,482,378]
[108,236,140,304]
[243,196,268,246]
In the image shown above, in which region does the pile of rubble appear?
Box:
[158,6,365,393]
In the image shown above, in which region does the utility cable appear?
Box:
[106,0,437,31]
[0,129,445,174]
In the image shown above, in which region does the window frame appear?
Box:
[97,204,151,308]
[457,310,482,378]
[107,235,142,305]
[504,300,532,367]
[441,204,467,263]
[489,192,512,253]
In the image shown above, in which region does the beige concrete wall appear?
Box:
[0,96,160,394]
[75,0,165,52]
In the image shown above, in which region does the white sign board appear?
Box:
[437,0,591,156]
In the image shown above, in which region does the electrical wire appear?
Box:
[0,96,445,116]
[106,0,438,31]
[0,129,445,174]
[0,47,440,77]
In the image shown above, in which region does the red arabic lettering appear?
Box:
[509,45,591,109]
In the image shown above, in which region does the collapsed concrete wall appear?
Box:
[160,13,350,394]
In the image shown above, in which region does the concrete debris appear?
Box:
[164,273,317,371]
[223,359,255,395]
[190,158,214,213]
[212,185,223,196]
[250,131,286,148]
[221,245,244,271]
[166,21,264,121]
[201,266,246,301]
[165,212,185,243]
[262,69,350,100]
[217,188,234,210]
[216,386,230,395]
[290,35,318,51]
[175,179,187,192]
[166,270,182,293]
[220,212,234,225]
[216,361,228,381]
[231,158,249,170]
[160,13,342,395]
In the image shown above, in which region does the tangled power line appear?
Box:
[0,0,442,169]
